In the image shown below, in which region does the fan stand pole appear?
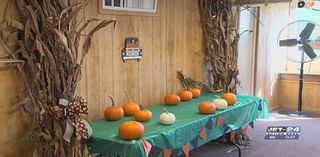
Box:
[297,54,304,114]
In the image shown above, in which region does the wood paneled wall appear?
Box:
[0,0,204,155]
[279,73,320,112]
[0,1,34,156]
[78,0,205,120]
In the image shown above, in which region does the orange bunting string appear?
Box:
[199,128,206,140]
[163,149,172,157]
[140,139,152,156]
[216,116,223,127]
[182,143,190,157]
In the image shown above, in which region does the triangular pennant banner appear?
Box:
[191,137,198,148]
[172,149,180,157]
[163,149,172,157]
[230,131,236,141]
[140,139,152,156]
[249,121,254,128]
[223,123,230,133]
[182,143,190,157]
[216,116,223,127]
[205,117,213,129]
[236,129,242,140]
[258,100,263,111]
[199,128,206,140]
[149,147,162,157]
[242,125,249,136]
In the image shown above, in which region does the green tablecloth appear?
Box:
[87,93,269,157]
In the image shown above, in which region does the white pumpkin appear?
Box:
[213,98,228,110]
[160,112,176,125]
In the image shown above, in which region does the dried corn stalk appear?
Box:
[199,0,240,93]
[0,0,115,157]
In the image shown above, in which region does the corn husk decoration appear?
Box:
[199,0,240,93]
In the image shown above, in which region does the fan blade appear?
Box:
[302,43,317,59]
[279,39,298,47]
[300,23,315,40]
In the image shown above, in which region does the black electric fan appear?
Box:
[277,20,320,117]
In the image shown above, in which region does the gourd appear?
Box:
[189,88,201,98]
[213,96,228,110]
[198,101,216,114]
[223,92,237,105]
[104,96,124,121]
[164,86,180,105]
[134,105,152,122]
[118,121,144,140]
[178,83,193,101]
[122,91,140,116]
[160,107,176,125]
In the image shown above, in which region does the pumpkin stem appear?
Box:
[108,95,115,107]
[162,107,169,113]
[171,85,175,94]
[139,104,144,110]
[124,91,133,102]
[214,95,221,99]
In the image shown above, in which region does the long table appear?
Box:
[87,93,268,157]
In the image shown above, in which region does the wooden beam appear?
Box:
[234,0,292,5]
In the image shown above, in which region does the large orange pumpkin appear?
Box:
[199,102,216,114]
[118,121,144,140]
[104,96,124,121]
[189,88,201,98]
[223,93,237,105]
[164,94,181,106]
[123,91,140,116]
[178,90,193,101]
[134,106,152,122]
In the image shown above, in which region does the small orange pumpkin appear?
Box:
[164,94,181,106]
[123,91,140,116]
[223,92,237,105]
[189,88,201,98]
[118,121,144,140]
[199,101,216,114]
[104,96,124,121]
[134,106,152,122]
[178,90,193,101]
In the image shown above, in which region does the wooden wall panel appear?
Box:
[77,0,206,120]
[279,80,320,112]
[0,1,34,156]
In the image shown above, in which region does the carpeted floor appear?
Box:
[189,109,320,157]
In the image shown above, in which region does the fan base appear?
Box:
[278,109,320,118]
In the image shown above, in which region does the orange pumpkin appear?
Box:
[104,96,124,121]
[118,121,144,140]
[123,103,140,116]
[223,93,237,105]
[122,91,140,116]
[199,102,216,114]
[178,90,193,101]
[189,88,201,98]
[164,94,181,106]
[134,106,152,122]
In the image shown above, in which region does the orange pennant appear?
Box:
[216,116,223,127]
[230,131,236,140]
[140,139,152,156]
[199,128,206,140]
[163,149,172,157]
[182,143,190,157]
